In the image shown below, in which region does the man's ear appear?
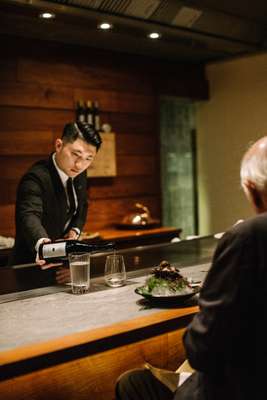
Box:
[55,138,63,152]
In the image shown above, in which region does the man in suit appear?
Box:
[116,135,267,400]
[9,122,101,282]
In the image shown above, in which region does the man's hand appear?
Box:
[35,238,62,270]
[56,267,71,284]
[64,229,79,240]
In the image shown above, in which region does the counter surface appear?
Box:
[0,238,215,400]
[0,264,209,362]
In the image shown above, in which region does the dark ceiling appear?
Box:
[1,0,267,63]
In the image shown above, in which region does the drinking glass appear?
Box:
[68,252,90,294]
[104,254,126,287]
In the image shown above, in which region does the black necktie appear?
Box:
[67,178,76,216]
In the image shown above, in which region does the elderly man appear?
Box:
[116,136,267,400]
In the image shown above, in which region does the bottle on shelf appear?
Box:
[76,99,86,123]
[38,240,115,263]
[85,100,94,127]
[93,100,101,132]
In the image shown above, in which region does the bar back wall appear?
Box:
[0,35,208,237]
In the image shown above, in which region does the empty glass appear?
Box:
[104,254,126,287]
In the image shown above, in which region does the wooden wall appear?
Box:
[0,35,208,237]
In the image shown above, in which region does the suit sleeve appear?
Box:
[183,230,253,372]
[16,174,49,252]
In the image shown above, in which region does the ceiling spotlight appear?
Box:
[148,32,161,39]
[39,12,55,19]
[98,22,113,30]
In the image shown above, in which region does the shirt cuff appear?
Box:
[71,227,80,236]
[35,238,49,252]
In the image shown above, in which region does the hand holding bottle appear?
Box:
[64,229,79,240]
[35,238,63,270]
[36,238,70,283]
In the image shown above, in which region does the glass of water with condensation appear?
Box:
[104,254,126,288]
[68,252,90,294]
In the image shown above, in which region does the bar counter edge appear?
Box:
[0,305,198,399]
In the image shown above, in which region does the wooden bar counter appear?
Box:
[0,236,218,399]
[0,272,200,400]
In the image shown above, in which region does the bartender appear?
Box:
[9,122,102,283]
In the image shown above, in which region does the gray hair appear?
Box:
[240,137,267,192]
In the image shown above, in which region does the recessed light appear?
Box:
[39,12,55,19]
[98,22,113,30]
[148,32,161,39]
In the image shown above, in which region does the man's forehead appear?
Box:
[68,139,96,155]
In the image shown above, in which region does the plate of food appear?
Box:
[135,260,200,304]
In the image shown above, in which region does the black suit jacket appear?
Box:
[177,213,267,400]
[9,154,88,265]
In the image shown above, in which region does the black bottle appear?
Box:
[93,100,101,131]
[86,100,94,126]
[76,99,86,123]
[38,240,115,262]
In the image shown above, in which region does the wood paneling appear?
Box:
[0,205,15,236]
[0,108,74,130]
[85,196,160,230]
[117,155,156,176]
[88,176,159,199]
[0,131,54,155]
[0,180,19,205]
[116,133,157,155]
[0,82,74,109]
[0,156,43,180]
[18,58,154,94]
[74,89,156,114]
[0,35,208,239]
[105,113,155,135]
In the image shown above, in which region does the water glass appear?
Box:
[68,252,90,294]
[104,254,126,287]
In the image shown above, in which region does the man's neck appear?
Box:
[52,153,69,183]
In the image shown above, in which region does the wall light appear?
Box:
[98,22,113,30]
[39,12,55,19]
[148,32,161,39]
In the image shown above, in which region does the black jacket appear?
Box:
[178,214,267,400]
[9,154,88,265]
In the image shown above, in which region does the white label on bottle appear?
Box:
[95,115,100,130]
[43,242,67,258]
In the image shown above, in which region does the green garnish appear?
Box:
[140,260,191,295]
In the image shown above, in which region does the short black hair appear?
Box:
[62,122,102,151]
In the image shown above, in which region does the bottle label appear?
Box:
[78,115,85,123]
[87,114,93,125]
[43,242,67,258]
[95,115,100,130]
